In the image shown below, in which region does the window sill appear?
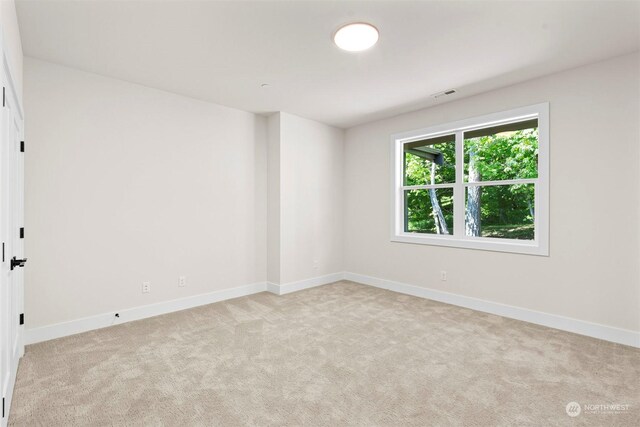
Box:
[391,233,549,256]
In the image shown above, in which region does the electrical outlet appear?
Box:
[179,276,186,287]
[440,271,447,281]
[313,260,319,270]
[142,281,151,293]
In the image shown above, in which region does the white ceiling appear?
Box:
[16,0,640,128]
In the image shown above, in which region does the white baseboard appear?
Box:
[26,271,639,348]
[266,282,280,294]
[26,273,348,345]
[25,282,267,345]
[267,272,346,295]
[344,272,640,348]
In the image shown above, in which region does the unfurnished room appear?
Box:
[0,0,639,426]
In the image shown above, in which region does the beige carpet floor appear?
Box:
[9,281,640,426]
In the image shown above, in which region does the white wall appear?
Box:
[279,113,344,283]
[344,53,640,333]
[267,112,344,285]
[266,113,281,284]
[0,0,22,101]
[24,58,267,329]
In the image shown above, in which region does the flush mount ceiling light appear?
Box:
[333,22,379,52]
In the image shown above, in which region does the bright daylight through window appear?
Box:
[391,104,549,255]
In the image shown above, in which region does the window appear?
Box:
[391,103,549,255]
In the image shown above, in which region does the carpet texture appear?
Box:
[9,281,640,426]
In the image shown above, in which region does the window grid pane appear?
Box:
[463,123,539,183]
[403,133,456,186]
[464,183,535,241]
[404,188,454,235]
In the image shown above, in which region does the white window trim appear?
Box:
[390,103,549,256]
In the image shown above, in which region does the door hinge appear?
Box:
[19,313,24,325]
[2,242,4,262]
[20,141,24,153]
[2,87,5,107]
[2,396,4,418]
[19,228,24,239]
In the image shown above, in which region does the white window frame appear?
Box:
[390,103,549,256]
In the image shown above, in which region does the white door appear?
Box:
[0,58,25,427]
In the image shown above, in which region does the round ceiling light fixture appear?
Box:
[333,22,379,52]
